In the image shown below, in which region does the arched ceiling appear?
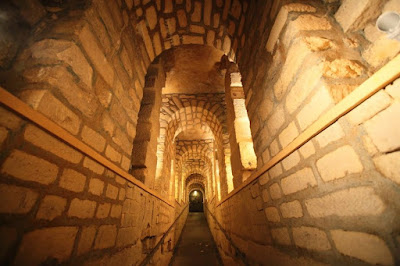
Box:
[163,45,225,94]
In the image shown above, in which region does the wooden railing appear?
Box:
[217,54,400,207]
[0,88,175,208]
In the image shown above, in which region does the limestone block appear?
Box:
[279,122,299,148]
[20,90,81,135]
[316,145,363,182]
[261,189,269,202]
[77,226,96,255]
[269,183,282,200]
[117,227,141,247]
[96,203,111,219]
[271,227,291,245]
[0,184,38,214]
[297,85,334,131]
[191,1,202,22]
[292,226,331,251]
[304,36,334,51]
[335,0,385,32]
[24,125,83,164]
[315,122,344,148]
[286,63,323,114]
[331,230,393,265]
[364,103,400,152]
[305,187,385,217]
[374,151,400,185]
[281,167,316,195]
[282,151,300,171]
[259,171,270,186]
[94,225,117,249]
[36,195,67,221]
[23,66,99,118]
[323,59,364,78]
[266,4,316,52]
[280,200,303,218]
[177,9,187,27]
[267,105,285,137]
[105,145,122,163]
[264,207,280,222]
[273,41,311,100]
[83,157,105,175]
[363,37,400,68]
[59,168,86,193]
[15,227,78,265]
[1,150,58,185]
[145,6,157,29]
[0,107,22,130]
[68,199,96,219]
[269,163,283,179]
[111,204,122,218]
[29,39,93,88]
[89,178,105,196]
[282,15,332,48]
[106,184,119,200]
[299,141,315,159]
[81,126,106,152]
[346,90,391,125]
[79,24,114,87]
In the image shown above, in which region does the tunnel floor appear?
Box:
[170,212,222,266]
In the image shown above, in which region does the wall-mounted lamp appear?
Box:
[376,11,400,41]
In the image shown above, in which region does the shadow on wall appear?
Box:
[189,190,203,212]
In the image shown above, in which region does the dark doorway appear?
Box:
[189,190,203,212]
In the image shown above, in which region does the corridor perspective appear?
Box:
[0,0,400,265]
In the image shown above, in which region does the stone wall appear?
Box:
[0,0,188,265]
[206,0,400,265]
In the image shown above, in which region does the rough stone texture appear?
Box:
[24,125,83,164]
[106,184,119,199]
[314,122,344,148]
[316,146,363,182]
[0,184,38,214]
[94,225,117,249]
[68,199,96,219]
[281,168,316,195]
[297,86,334,130]
[36,195,67,221]
[265,207,280,222]
[83,157,105,174]
[269,183,282,200]
[364,103,400,152]
[305,187,385,217]
[81,126,106,152]
[331,230,393,265]
[346,90,391,125]
[279,122,299,148]
[1,150,58,185]
[59,168,87,192]
[374,151,400,185]
[280,200,303,218]
[20,90,81,135]
[15,227,78,265]
[292,226,331,251]
[77,226,96,255]
[271,227,291,245]
[88,178,105,196]
[335,0,385,32]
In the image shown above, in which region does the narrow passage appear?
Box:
[170,212,222,266]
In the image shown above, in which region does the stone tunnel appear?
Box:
[0,0,399,265]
